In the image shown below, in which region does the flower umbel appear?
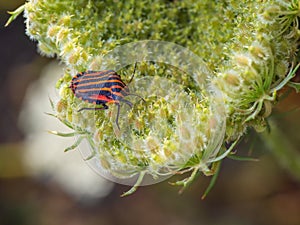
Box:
[7,0,300,195]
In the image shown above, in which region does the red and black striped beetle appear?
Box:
[70,63,145,129]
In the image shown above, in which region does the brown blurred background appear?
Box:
[1,1,300,225]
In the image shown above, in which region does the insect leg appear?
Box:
[119,98,133,108]
[115,103,121,130]
[114,100,133,130]
[78,103,109,112]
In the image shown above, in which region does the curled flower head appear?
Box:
[55,41,226,192]
[7,0,300,195]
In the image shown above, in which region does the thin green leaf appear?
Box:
[169,167,200,194]
[121,171,146,197]
[83,137,97,160]
[202,161,221,199]
[288,81,300,93]
[48,130,76,137]
[207,137,241,163]
[271,63,300,92]
[64,136,84,152]
[44,112,75,130]
[48,97,55,111]
[5,5,25,27]
[44,112,57,118]
[227,154,259,162]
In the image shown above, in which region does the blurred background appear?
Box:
[1,1,300,225]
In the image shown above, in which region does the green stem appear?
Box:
[260,119,300,180]
[201,161,221,199]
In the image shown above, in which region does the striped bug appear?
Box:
[70,63,145,129]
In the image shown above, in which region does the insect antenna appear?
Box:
[126,62,146,102]
[127,93,146,102]
[115,103,121,130]
[128,62,137,84]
